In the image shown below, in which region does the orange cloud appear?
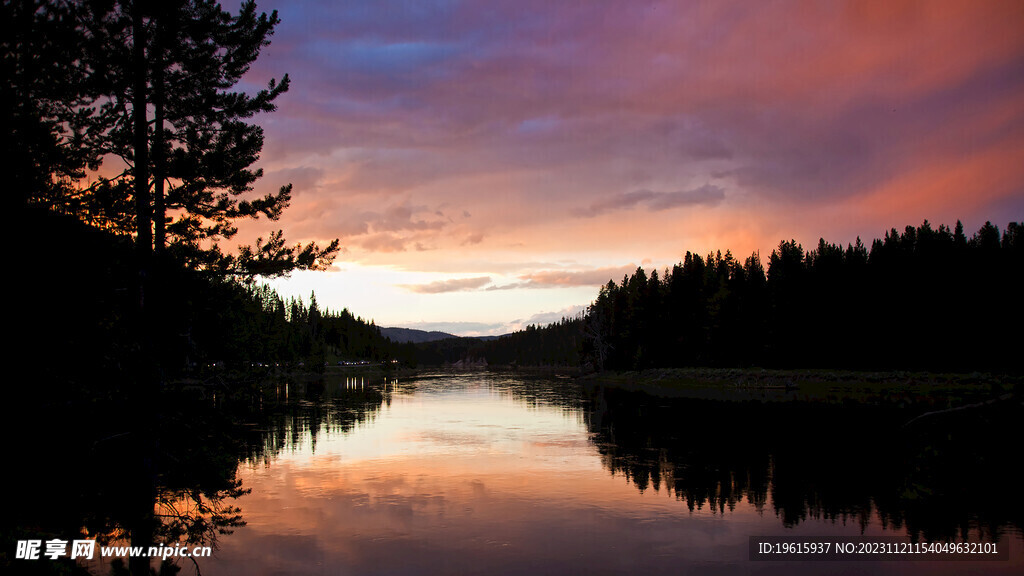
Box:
[235,0,1023,326]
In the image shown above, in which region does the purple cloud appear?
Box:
[243,0,1024,268]
[574,186,724,217]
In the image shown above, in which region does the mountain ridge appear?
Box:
[380,326,501,343]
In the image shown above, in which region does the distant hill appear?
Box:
[381,327,503,343]
[380,327,460,344]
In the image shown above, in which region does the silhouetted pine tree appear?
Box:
[576,220,1022,372]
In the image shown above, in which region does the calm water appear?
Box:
[170,372,1023,575]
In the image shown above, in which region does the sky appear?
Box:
[228,0,1024,336]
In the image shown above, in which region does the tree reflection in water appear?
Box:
[7,375,389,575]
[585,384,1024,542]
[8,373,1020,574]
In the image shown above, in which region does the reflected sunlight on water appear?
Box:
[191,374,1022,576]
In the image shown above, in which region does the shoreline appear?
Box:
[575,367,1023,405]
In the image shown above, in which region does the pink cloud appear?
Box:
[400,276,493,294]
[239,0,1023,291]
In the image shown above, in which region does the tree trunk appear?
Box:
[130,7,157,576]
[132,0,151,259]
[153,16,166,255]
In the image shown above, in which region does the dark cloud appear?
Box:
[574,186,724,217]
[571,190,655,217]
[647,185,726,211]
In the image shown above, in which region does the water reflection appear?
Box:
[584,384,1024,541]
[204,374,1021,576]
[6,372,394,576]
[240,376,390,465]
[8,373,1022,575]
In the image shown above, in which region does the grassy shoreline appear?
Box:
[576,367,1023,406]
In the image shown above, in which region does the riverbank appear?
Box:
[243,364,1023,409]
[577,367,1023,406]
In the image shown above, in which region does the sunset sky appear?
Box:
[232,0,1024,335]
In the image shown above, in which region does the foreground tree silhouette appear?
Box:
[3,0,106,209]
[7,3,340,574]
[15,0,338,276]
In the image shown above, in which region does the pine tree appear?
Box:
[4,0,105,210]
[40,0,339,276]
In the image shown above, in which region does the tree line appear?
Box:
[470,220,1021,372]
[584,219,1023,372]
[193,283,411,372]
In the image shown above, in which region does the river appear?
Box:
[166,372,1024,575]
